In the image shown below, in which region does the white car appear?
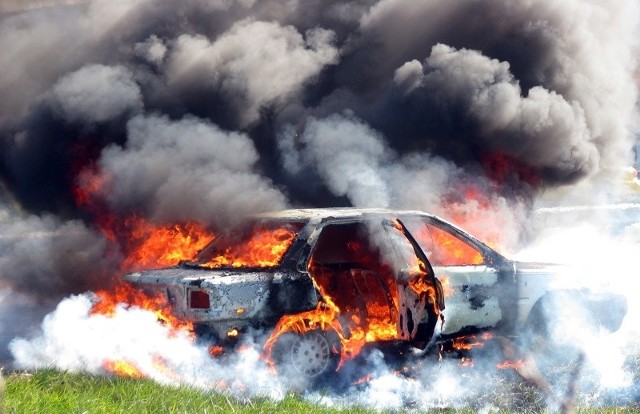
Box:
[124,208,626,378]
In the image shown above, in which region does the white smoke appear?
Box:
[0,208,117,365]
[514,202,640,398]
[134,35,167,67]
[8,241,640,412]
[9,294,287,399]
[279,113,527,249]
[280,113,392,207]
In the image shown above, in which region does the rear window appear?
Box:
[192,221,304,269]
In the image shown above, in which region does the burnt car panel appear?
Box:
[124,210,445,349]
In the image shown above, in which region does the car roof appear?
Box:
[251,207,437,221]
[252,208,499,258]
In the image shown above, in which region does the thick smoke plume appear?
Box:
[0,0,639,410]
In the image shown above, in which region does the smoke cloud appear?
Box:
[0,214,114,297]
[280,113,392,207]
[98,113,287,225]
[49,64,143,125]
[166,19,338,127]
[1,0,637,214]
[9,294,287,399]
[395,44,598,183]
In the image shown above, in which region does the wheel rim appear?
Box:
[289,331,333,377]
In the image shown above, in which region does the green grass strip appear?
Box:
[0,369,374,414]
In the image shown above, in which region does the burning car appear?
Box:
[123,208,627,378]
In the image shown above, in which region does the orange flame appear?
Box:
[460,357,474,367]
[72,166,477,380]
[263,276,400,369]
[497,359,525,370]
[452,336,483,351]
[264,247,439,370]
[93,284,195,378]
[262,277,346,367]
[209,345,225,358]
[438,275,454,297]
[103,360,143,378]
[91,284,193,334]
[74,165,110,208]
[199,227,297,269]
[103,355,179,380]
[451,332,494,351]
[436,180,513,255]
[353,373,374,386]
[121,218,213,271]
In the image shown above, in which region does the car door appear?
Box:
[304,219,442,346]
[305,221,399,343]
[378,218,444,346]
[402,217,503,336]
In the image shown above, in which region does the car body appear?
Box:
[124,208,627,376]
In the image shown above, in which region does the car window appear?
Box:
[309,223,374,267]
[192,220,304,269]
[380,219,429,274]
[405,220,484,267]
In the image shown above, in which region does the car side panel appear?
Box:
[434,265,503,335]
[513,264,568,327]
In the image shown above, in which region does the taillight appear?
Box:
[190,289,210,309]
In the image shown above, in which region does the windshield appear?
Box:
[190,220,304,269]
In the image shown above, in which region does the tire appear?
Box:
[273,329,341,382]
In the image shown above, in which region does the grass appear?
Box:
[1,368,640,413]
[0,369,376,414]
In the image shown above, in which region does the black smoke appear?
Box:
[1,1,637,217]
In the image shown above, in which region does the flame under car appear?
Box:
[124,208,627,378]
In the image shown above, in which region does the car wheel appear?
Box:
[274,329,341,381]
